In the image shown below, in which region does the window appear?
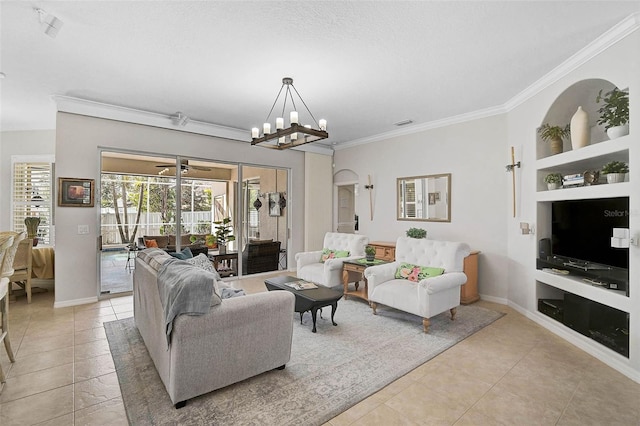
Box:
[12,156,54,244]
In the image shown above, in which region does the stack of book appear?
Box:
[563,173,583,187]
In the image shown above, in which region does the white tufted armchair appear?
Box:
[364,237,470,332]
[295,232,369,288]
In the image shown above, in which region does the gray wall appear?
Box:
[54,113,306,306]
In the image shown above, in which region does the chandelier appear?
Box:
[251,77,328,150]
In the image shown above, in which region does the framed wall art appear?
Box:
[58,177,95,207]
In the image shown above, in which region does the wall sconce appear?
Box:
[520,222,535,235]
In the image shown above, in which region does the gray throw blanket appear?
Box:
[157,257,215,346]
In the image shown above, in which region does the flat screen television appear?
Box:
[551,197,629,270]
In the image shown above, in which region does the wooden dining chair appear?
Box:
[0,233,17,385]
[9,238,34,303]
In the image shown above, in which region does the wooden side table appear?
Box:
[460,250,480,304]
[342,259,388,302]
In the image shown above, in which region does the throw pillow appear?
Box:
[334,250,350,258]
[395,262,445,282]
[144,239,159,248]
[186,254,221,280]
[320,248,335,263]
[169,247,193,260]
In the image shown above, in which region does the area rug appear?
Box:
[105,299,503,425]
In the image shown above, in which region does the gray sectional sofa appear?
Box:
[133,248,295,408]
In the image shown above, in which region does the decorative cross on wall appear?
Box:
[505,146,521,217]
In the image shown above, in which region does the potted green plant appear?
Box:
[596,87,629,139]
[537,124,570,155]
[406,227,427,239]
[205,234,217,249]
[24,217,41,246]
[544,173,563,190]
[213,217,235,254]
[364,245,376,262]
[601,161,629,184]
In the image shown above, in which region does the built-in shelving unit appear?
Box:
[535,79,631,359]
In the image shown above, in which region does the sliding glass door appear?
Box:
[98,151,289,297]
[240,166,288,275]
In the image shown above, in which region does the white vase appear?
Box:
[219,244,227,254]
[606,173,626,184]
[570,106,590,150]
[606,124,629,140]
[547,182,560,190]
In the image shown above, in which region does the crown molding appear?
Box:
[53,95,335,156]
[337,12,640,150]
[335,104,507,150]
[53,95,251,142]
[504,11,640,111]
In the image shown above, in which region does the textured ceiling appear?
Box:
[1,1,639,148]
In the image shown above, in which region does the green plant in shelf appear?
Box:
[596,87,629,130]
[537,124,570,142]
[544,173,563,184]
[406,227,427,239]
[601,161,629,174]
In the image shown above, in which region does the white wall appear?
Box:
[333,114,509,300]
[304,152,334,250]
[0,130,56,230]
[54,113,306,306]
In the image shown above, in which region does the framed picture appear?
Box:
[269,192,281,216]
[434,192,441,201]
[428,192,436,205]
[58,178,95,207]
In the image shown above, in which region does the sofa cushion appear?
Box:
[186,253,221,280]
[394,262,445,282]
[169,247,193,260]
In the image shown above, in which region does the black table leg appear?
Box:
[311,307,319,333]
[299,312,303,324]
[331,302,338,326]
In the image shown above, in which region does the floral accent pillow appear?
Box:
[320,248,350,263]
[395,263,445,282]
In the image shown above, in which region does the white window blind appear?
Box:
[12,161,54,245]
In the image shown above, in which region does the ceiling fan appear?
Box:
[154,159,211,172]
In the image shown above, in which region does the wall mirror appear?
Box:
[397,173,451,222]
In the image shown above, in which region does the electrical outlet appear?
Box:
[78,225,89,235]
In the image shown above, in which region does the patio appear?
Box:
[101,249,134,295]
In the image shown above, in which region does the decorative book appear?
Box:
[285,280,318,290]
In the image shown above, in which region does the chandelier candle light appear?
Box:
[251,77,328,150]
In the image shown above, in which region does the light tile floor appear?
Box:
[1,273,639,425]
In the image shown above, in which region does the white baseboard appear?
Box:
[54,296,99,309]
[478,293,508,305]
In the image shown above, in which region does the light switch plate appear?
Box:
[78,225,89,235]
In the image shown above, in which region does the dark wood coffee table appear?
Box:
[264,275,343,333]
